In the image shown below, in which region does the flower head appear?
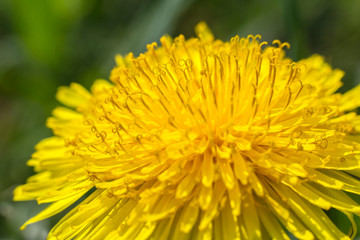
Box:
[14,22,360,239]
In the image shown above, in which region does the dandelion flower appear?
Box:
[14,22,360,240]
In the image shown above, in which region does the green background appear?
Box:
[1,0,360,239]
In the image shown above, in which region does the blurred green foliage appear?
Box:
[1,0,360,239]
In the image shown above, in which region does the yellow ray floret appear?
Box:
[14,22,360,239]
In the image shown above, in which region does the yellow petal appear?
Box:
[233,150,249,185]
[56,83,91,108]
[340,84,360,111]
[52,106,82,119]
[275,183,349,240]
[227,179,241,216]
[307,182,360,213]
[241,193,261,240]
[283,181,332,210]
[150,217,173,240]
[220,200,240,240]
[258,204,290,240]
[199,184,212,210]
[199,181,225,230]
[324,170,360,194]
[176,174,197,199]
[249,172,264,196]
[20,187,89,230]
[263,181,314,240]
[195,22,214,43]
[196,221,213,240]
[202,150,214,187]
[178,202,199,233]
[306,168,344,190]
[217,157,235,189]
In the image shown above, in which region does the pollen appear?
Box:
[14,22,360,240]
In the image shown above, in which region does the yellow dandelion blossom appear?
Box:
[14,22,360,240]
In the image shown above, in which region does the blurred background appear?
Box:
[1,0,360,239]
